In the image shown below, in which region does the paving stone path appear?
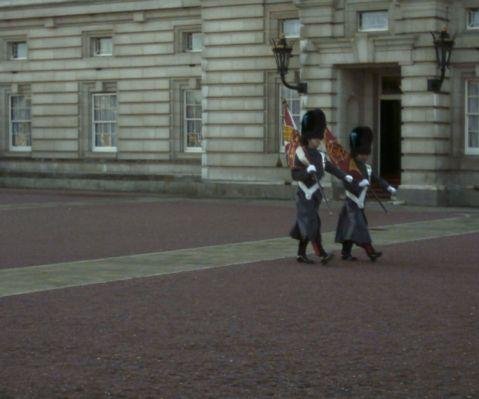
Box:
[1,213,478,298]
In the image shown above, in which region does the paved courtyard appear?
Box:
[0,188,478,398]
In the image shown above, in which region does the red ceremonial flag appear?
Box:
[282,99,300,168]
[324,127,362,178]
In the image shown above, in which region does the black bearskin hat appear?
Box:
[349,126,373,156]
[301,108,327,141]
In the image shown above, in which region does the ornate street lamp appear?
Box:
[427,27,455,93]
[271,36,307,94]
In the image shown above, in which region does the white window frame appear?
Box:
[281,19,301,39]
[92,37,113,57]
[467,9,479,30]
[465,80,479,155]
[92,93,117,152]
[9,41,28,60]
[183,89,202,153]
[184,32,203,52]
[358,10,389,32]
[9,94,32,152]
[279,85,302,153]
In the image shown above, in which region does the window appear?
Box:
[358,11,389,32]
[184,32,203,52]
[9,95,31,151]
[9,41,27,60]
[281,19,300,38]
[466,80,479,155]
[92,94,117,152]
[183,89,202,151]
[92,37,113,56]
[280,85,301,152]
[467,9,479,29]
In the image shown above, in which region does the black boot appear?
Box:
[368,251,382,262]
[362,243,382,262]
[320,252,334,265]
[341,241,357,261]
[297,239,315,264]
[296,254,315,264]
[312,241,334,265]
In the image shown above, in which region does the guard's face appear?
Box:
[356,153,369,162]
[309,138,322,148]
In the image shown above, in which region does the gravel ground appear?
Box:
[1,232,478,399]
[0,188,461,269]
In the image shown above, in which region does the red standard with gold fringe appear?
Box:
[324,128,362,179]
[282,100,300,169]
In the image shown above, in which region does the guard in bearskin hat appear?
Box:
[290,109,353,265]
[335,126,397,261]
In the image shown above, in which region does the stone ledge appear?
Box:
[0,175,297,200]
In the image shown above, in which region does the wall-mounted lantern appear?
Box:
[271,36,308,94]
[427,27,455,93]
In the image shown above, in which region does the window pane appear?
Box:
[187,132,201,148]
[282,19,300,38]
[195,121,202,136]
[94,37,112,55]
[186,90,201,104]
[17,42,28,58]
[469,132,479,148]
[468,97,479,114]
[195,106,202,119]
[292,100,300,114]
[101,38,113,54]
[11,42,27,59]
[185,32,202,51]
[186,105,194,119]
[10,95,31,148]
[469,115,479,133]
[186,120,195,134]
[293,115,301,129]
[191,33,203,51]
[468,81,479,97]
[93,95,117,148]
[468,9,479,28]
[184,89,202,149]
[279,85,302,152]
[359,11,388,31]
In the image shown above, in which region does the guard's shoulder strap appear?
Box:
[366,164,372,179]
[319,151,326,169]
[295,146,310,166]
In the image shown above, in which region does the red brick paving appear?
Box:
[0,232,478,398]
[0,188,462,269]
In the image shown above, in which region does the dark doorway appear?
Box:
[380,99,401,183]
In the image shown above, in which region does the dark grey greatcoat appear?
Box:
[290,147,346,243]
[335,159,390,245]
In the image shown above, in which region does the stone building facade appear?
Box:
[0,0,478,205]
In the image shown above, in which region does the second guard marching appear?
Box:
[335,126,397,262]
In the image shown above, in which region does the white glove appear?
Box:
[344,175,353,183]
[358,178,370,188]
[306,165,317,174]
[388,186,397,195]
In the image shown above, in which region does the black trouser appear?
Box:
[342,240,377,256]
[298,239,327,257]
[342,240,354,257]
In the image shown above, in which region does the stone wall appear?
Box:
[0,0,478,205]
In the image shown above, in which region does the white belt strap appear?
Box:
[296,147,327,170]
[298,182,319,200]
[345,163,372,208]
[295,147,326,200]
[346,187,368,209]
